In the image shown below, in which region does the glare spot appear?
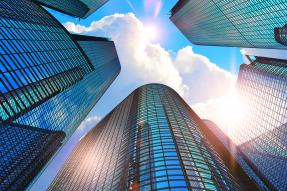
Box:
[143,24,158,41]
[217,91,246,137]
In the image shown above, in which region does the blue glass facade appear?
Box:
[36,0,108,18]
[0,124,65,191]
[48,84,258,191]
[0,0,93,124]
[15,34,121,137]
[170,0,287,49]
[230,57,287,190]
[0,0,121,190]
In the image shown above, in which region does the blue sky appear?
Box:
[31,1,246,190]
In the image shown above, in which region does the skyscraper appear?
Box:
[229,57,287,190]
[49,84,258,191]
[0,124,65,191]
[35,0,108,18]
[0,0,120,190]
[170,0,287,49]
[203,120,269,191]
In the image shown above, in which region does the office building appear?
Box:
[0,0,120,190]
[36,0,108,18]
[203,120,269,191]
[49,84,258,191]
[229,57,287,190]
[0,124,65,191]
[170,0,287,49]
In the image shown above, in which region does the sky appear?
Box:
[30,0,282,190]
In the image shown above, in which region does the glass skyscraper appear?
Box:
[36,0,108,18]
[229,57,287,190]
[48,84,259,191]
[203,120,269,191]
[0,124,65,191]
[0,0,120,190]
[170,0,287,49]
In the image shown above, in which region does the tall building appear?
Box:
[0,124,65,191]
[170,0,287,49]
[203,120,269,191]
[35,0,108,18]
[228,57,287,190]
[0,0,120,190]
[48,84,259,191]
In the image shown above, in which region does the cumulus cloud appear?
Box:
[65,13,186,96]
[75,115,101,139]
[78,115,101,132]
[65,13,236,131]
[174,46,236,103]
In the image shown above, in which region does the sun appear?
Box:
[217,91,246,137]
[143,24,158,41]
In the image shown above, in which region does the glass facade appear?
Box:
[0,0,121,189]
[15,34,121,137]
[36,0,109,19]
[48,84,247,191]
[0,123,65,191]
[170,0,287,49]
[0,0,93,124]
[35,0,89,18]
[203,120,269,191]
[230,57,287,190]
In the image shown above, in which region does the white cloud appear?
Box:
[65,12,237,131]
[174,46,236,104]
[78,115,101,132]
[65,13,186,96]
[192,92,242,134]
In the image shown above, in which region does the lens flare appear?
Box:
[216,90,246,137]
[144,0,163,18]
[144,25,158,40]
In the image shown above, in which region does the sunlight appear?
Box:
[217,91,246,137]
[144,0,163,18]
[143,24,158,40]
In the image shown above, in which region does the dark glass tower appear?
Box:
[48,84,258,191]
[0,124,65,191]
[0,0,120,190]
[35,0,108,18]
[170,0,287,49]
[275,24,287,46]
[229,57,287,190]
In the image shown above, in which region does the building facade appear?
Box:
[203,120,269,191]
[49,84,259,191]
[229,57,287,190]
[0,124,65,191]
[170,0,287,49]
[0,0,120,190]
[35,0,108,18]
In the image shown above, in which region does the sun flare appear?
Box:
[143,24,158,41]
[217,91,246,136]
